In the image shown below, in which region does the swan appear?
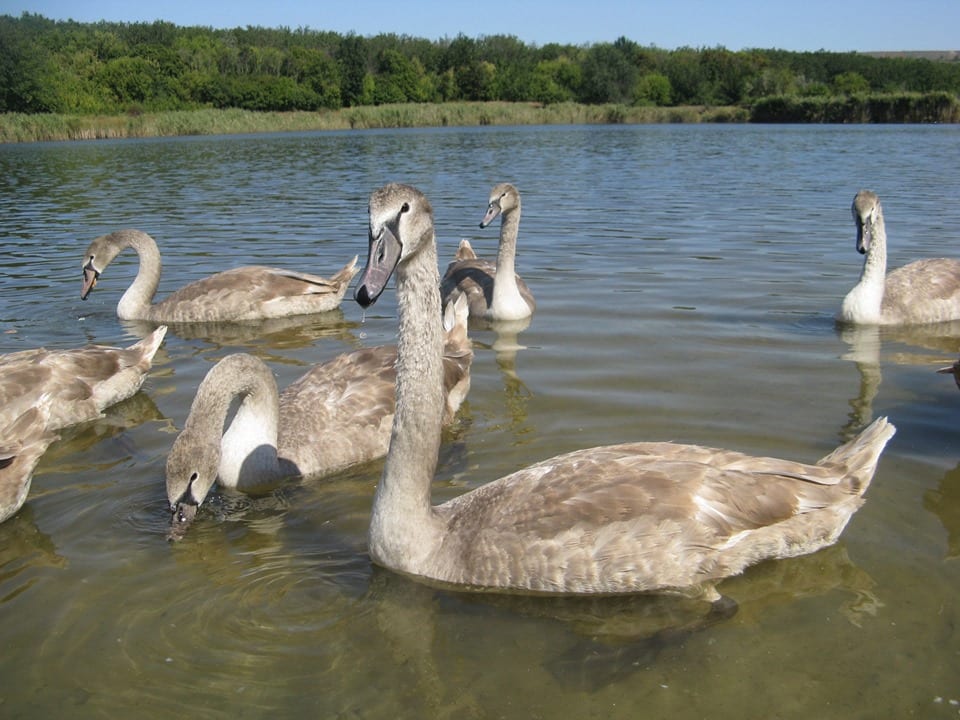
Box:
[80,229,358,323]
[354,182,896,599]
[440,183,535,322]
[0,399,58,523]
[0,326,167,432]
[165,296,473,536]
[838,190,960,325]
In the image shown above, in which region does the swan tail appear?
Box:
[332,255,360,284]
[816,416,896,496]
[133,325,168,364]
[443,294,471,356]
[454,239,477,261]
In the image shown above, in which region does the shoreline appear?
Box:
[2,95,957,144]
[0,103,749,144]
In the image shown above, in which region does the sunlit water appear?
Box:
[1,124,959,718]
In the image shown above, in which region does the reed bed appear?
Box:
[0,102,748,143]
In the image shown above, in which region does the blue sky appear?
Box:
[4,0,958,51]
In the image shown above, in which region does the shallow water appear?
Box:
[1,123,959,718]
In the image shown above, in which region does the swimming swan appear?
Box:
[165,296,472,536]
[838,190,960,325]
[0,399,58,523]
[81,229,358,323]
[441,183,535,322]
[0,326,167,432]
[354,182,896,599]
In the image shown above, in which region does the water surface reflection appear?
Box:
[1,124,959,718]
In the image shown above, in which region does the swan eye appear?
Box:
[400,202,410,214]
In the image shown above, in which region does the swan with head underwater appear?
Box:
[838,190,960,325]
[80,228,358,323]
[354,182,896,600]
[164,295,472,539]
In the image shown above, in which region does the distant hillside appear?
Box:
[863,50,959,61]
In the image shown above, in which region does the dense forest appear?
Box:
[2,12,959,120]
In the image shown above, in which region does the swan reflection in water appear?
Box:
[837,320,960,438]
[121,310,360,352]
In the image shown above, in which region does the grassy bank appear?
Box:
[751,91,960,123]
[0,102,748,143]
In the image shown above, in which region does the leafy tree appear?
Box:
[283,47,341,108]
[174,34,221,74]
[531,58,578,104]
[1,13,959,116]
[336,34,369,106]
[833,71,870,95]
[0,16,59,111]
[97,56,160,106]
[634,72,672,106]
[579,41,637,104]
[373,48,428,103]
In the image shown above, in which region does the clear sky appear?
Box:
[3,0,958,52]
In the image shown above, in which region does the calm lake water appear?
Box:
[1,123,959,718]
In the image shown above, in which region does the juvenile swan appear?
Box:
[81,229,358,322]
[355,183,896,599]
[165,296,473,536]
[0,399,58,523]
[0,326,167,432]
[441,183,535,321]
[839,190,960,325]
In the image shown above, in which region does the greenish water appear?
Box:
[1,124,959,718]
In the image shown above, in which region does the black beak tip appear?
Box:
[354,284,374,308]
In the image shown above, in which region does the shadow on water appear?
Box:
[925,463,960,560]
[37,391,167,469]
[364,540,876,697]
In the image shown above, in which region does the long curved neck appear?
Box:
[490,207,526,318]
[116,232,163,320]
[191,364,283,489]
[841,210,887,324]
[369,238,446,570]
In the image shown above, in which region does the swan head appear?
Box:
[479,182,520,229]
[80,258,100,299]
[80,229,143,300]
[80,236,112,300]
[165,432,221,540]
[355,183,434,308]
[852,190,881,255]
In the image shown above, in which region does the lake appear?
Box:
[1,123,959,718]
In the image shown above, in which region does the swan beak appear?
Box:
[81,262,100,300]
[855,217,872,255]
[937,363,960,390]
[166,501,198,541]
[480,201,502,229]
[355,224,403,308]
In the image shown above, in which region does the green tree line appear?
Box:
[2,12,959,116]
